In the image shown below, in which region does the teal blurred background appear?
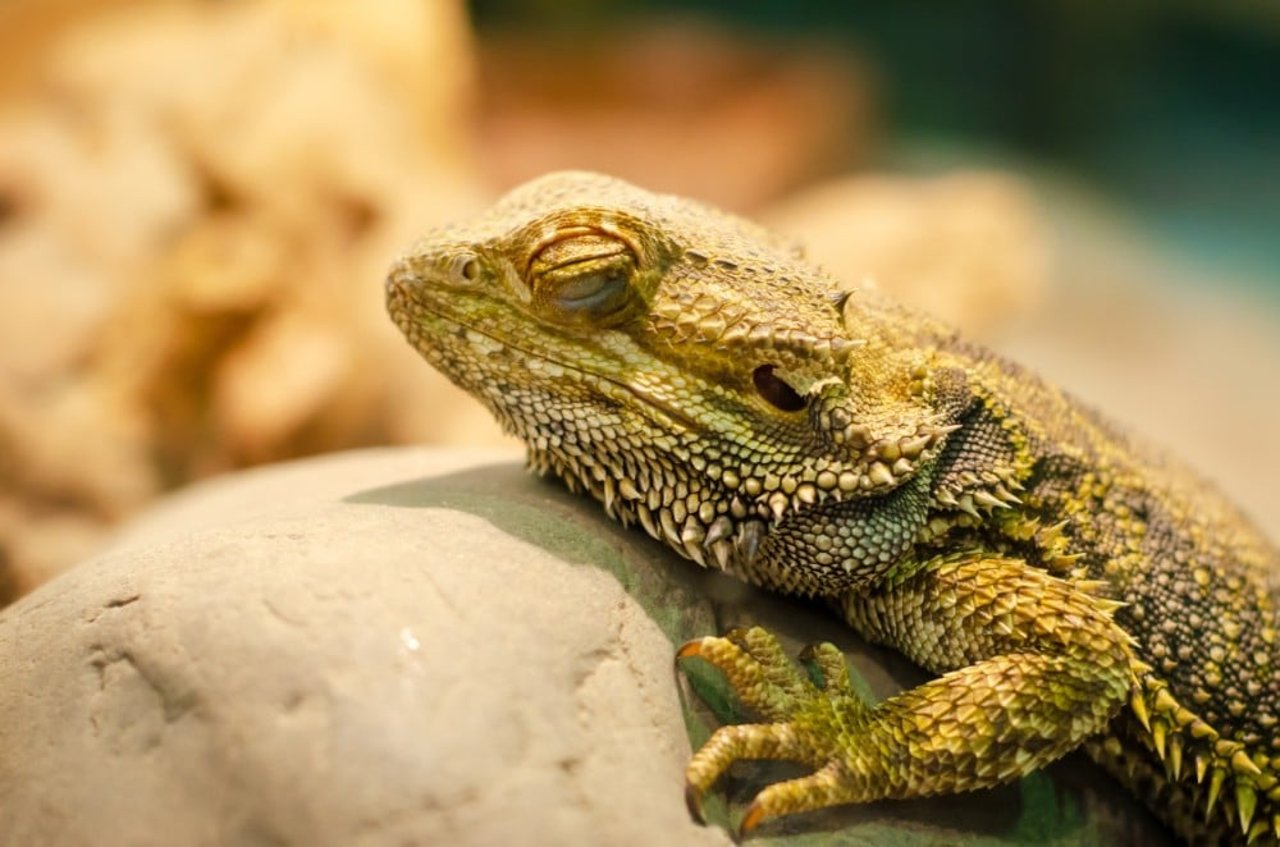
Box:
[474,0,1280,298]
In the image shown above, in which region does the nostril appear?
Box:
[460,257,479,281]
[386,263,415,293]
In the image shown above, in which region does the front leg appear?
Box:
[680,553,1139,835]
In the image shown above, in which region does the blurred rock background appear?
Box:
[0,0,1276,603]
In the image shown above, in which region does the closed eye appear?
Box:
[528,230,640,327]
[548,266,630,316]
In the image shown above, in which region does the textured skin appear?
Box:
[386,172,1280,844]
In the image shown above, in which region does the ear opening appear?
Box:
[752,364,807,412]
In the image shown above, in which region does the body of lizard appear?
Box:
[386,172,1280,844]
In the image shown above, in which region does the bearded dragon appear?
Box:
[385,171,1280,844]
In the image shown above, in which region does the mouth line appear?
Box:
[399,286,701,433]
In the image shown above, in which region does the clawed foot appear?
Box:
[677,627,872,837]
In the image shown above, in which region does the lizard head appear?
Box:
[387,172,956,563]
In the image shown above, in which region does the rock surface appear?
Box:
[0,448,1172,846]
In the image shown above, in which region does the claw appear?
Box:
[677,639,706,660]
[739,800,766,837]
[685,782,707,825]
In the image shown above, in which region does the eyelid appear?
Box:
[524,226,597,276]
[530,232,630,278]
[524,217,645,276]
[552,268,617,307]
[527,232,640,327]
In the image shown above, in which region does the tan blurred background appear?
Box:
[1,0,1277,603]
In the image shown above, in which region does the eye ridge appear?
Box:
[752,364,807,412]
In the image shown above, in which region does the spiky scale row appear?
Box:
[1116,669,1280,839]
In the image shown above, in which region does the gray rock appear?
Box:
[0,448,1170,846]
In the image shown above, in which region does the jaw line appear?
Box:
[403,291,701,434]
